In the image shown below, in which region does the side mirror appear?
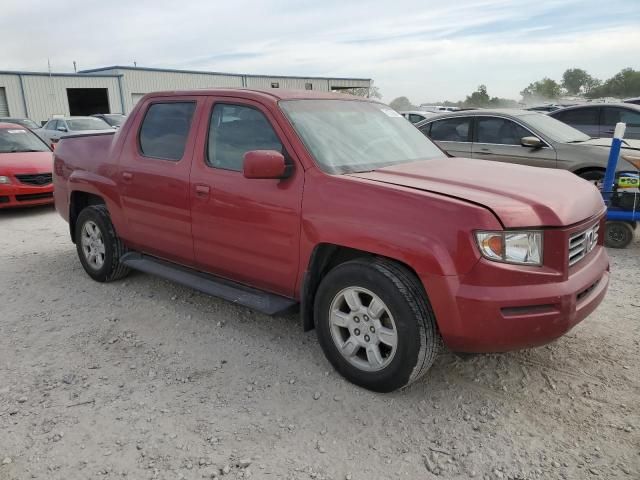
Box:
[521,136,543,148]
[243,150,290,179]
[57,126,67,132]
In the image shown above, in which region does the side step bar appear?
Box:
[120,253,298,316]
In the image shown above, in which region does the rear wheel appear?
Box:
[75,205,130,282]
[314,258,439,392]
[605,221,634,249]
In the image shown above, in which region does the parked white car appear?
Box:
[39,116,114,147]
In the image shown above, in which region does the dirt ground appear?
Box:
[1,205,638,480]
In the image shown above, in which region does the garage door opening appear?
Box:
[67,88,110,116]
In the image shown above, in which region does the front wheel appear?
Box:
[605,221,634,249]
[75,205,130,282]
[314,258,439,392]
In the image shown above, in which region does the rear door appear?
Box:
[419,116,472,157]
[471,116,556,168]
[601,107,640,140]
[117,97,203,266]
[189,97,303,296]
[552,107,600,137]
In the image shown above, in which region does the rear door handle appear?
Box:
[477,148,491,155]
[194,184,210,198]
[121,171,133,181]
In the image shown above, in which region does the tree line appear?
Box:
[389,67,640,111]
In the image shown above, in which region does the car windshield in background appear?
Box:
[520,113,590,143]
[102,115,125,127]
[280,100,443,174]
[0,118,40,129]
[66,118,113,131]
[0,129,50,153]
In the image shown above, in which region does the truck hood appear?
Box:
[348,157,605,228]
[0,151,53,173]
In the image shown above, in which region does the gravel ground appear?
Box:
[1,205,639,480]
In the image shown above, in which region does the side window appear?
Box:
[207,103,283,172]
[429,117,471,142]
[603,107,640,127]
[409,114,424,124]
[554,108,598,125]
[139,102,196,161]
[46,120,57,130]
[418,122,431,136]
[476,117,530,146]
[59,120,68,131]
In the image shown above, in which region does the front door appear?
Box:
[471,116,556,169]
[117,97,203,266]
[190,98,303,297]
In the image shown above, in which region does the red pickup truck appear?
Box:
[53,89,609,392]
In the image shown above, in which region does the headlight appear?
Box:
[0,176,11,184]
[475,231,543,266]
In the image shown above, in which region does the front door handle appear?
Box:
[477,148,491,155]
[121,171,133,181]
[194,184,210,197]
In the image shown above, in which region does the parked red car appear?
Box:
[53,90,609,392]
[0,123,54,208]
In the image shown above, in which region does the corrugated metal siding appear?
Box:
[0,74,26,117]
[96,69,244,113]
[21,76,122,123]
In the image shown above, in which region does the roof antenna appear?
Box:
[134,61,137,68]
[73,61,77,73]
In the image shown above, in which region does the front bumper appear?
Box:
[0,183,54,208]
[422,244,610,353]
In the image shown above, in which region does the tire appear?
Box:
[578,169,605,188]
[605,221,634,249]
[75,205,130,282]
[314,257,439,392]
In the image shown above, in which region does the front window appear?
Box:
[207,104,283,172]
[279,100,443,174]
[0,128,50,153]
[476,117,530,145]
[66,118,113,131]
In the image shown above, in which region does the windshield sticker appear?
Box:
[7,129,26,134]
[380,108,403,118]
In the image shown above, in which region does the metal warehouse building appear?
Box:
[0,66,372,123]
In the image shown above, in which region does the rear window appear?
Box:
[429,117,471,142]
[139,102,196,161]
[66,118,113,131]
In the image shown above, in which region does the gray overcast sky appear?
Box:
[2,0,639,102]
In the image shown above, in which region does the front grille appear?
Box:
[15,173,53,186]
[15,192,53,202]
[568,223,599,267]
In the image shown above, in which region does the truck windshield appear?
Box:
[280,99,444,174]
[0,128,50,153]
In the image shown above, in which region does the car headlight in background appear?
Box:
[0,176,11,184]
[475,231,543,266]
